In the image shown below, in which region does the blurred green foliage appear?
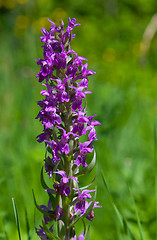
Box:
[1,0,157,239]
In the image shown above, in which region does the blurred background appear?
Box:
[1,0,157,239]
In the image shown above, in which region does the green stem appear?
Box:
[56,69,74,239]
[57,195,63,238]
[63,196,70,239]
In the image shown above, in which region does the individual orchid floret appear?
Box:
[40,200,64,224]
[85,201,102,221]
[73,189,95,215]
[36,129,52,143]
[51,78,70,103]
[40,200,53,224]
[53,171,78,196]
[56,126,78,155]
[66,51,87,77]
[74,141,93,167]
[36,225,53,240]
[65,18,81,40]
[71,86,92,111]
[44,156,56,178]
[54,170,78,183]
[73,189,101,221]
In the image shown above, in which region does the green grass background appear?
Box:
[1,0,157,239]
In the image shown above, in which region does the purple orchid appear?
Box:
[35,17,101,240]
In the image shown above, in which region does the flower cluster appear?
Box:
[35,17,101,240]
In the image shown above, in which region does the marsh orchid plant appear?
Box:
[35,17,101,240]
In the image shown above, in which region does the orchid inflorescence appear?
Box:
[35,17,101,240]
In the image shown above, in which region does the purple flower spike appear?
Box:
[35,17,101,240]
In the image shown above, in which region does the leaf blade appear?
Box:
[12,198,22,240]
[32,190,51,217]
[101,172,136,240]
[85,225,90,240]
[42,221,61,240]
[25,208,31,240]
[129,188,145,240]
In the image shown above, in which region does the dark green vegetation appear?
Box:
[1,0,157,239]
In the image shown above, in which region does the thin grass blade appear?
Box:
[129,188,145,240]
[25,208,31,240]
[101,172,123,226]
[154,122,157,240]
[12,198,22,240]
[101,171,136,240]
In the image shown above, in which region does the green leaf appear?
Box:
[80,165,97,191]
[85,225,90,240]
[46,146,53,155]
[12,198,22,240]
[101,172,136,239]
[101,173,123,226]
[52,162,60,178]
[42,221,61,240]
[45,156,58,169]
[129,188,145,240]
[32,190,50,217]
[41,166,49,190]
[40,167,57,209]
[82,219,86,236]
[74,150,96,177]
[80,176,96,191]
[25,208,31,240]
